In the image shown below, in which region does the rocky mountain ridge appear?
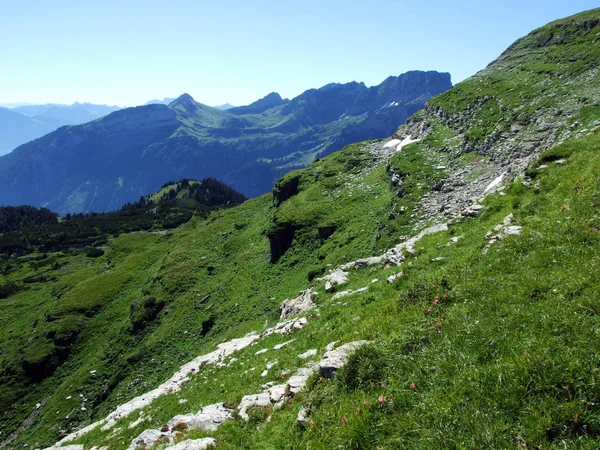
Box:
[0,71,451,214]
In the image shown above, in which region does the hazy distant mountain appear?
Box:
[215,103,236,110]
[13,102,120,124]
[0,107,61,156]
[0,103,121,156]
[145,98,176,106]
[0,71,452,213]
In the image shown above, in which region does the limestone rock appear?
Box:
[167,403,232,432]
[296,406,308,424]
[387,272,403,284]
[287,368,315,394]
[279,288,317,320]
[298,349,317,360]
[168,438,216,450]
[332,287,368,300]
[323,269,349,292]
[129,429,169,449]
[238,392,271,420]
[318,341,370,378]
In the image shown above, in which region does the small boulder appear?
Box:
[318,341,370,378]
[168,438,216,450]
[279,288,317,320]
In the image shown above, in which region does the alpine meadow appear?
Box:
[1,6,600,450]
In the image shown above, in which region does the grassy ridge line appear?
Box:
[67,130,600,448]
[1,143,403,448]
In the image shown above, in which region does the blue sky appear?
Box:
[1,1,597,107]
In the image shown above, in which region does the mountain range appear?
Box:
[0,71,451,214]
[0,103,120,156]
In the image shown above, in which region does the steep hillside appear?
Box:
[0,107,60,156]
[0,71,451,214]
[1,8,600,450]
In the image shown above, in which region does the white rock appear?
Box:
[287,368,316,394]
[279,288,317,320]
[268,384,287,403]
[332,287,368,300]
[447,236,463,245]
[318,341,370,378]
[238,392,271,420]
[273,339,295,350]
[341,256,384,270]
[325,341,339,352]
[128,415,145,429]
[323,269,349,292]
[168,438,216,450]
[167,403,233,433]
[255,348,268,355]
[387,272,403,284]
[384,223,448,265]
[503,226,522,235]
[129,429,169,449]
[296,406,308,424]
[262,317,308,337]
[298,349,318,360]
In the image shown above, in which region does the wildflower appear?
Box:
[433,299,439,306]
[356,407,361,413]
[424,285,429,290]
[427,307,432,313]
[443,293,448,299]
[381,383,385,389]
[363,400,369,406]
[410,383,416,390]
[341,415,347,423]
[378,395,385,404]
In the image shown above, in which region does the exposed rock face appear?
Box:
[268,222,296,263]
[273,173,301,207]
[279,288,317,320]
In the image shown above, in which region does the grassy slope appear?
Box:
[69,129,600,450]
[0,142,405,447]
[1,7,600,450]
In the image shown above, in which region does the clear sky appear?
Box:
[1,1,598,107]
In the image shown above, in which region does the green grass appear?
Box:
[55,129,600,449]
[2,8,600,449]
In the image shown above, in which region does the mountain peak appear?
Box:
[228,92,285,115]
[169,93,195,106]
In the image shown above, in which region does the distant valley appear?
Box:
[0,71,451,213]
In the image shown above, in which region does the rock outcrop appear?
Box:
[279,288,317,320]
